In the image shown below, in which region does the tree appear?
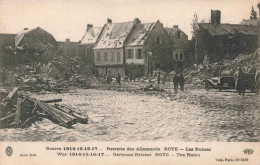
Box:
[250,6,257,19]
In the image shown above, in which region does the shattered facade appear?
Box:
[195,10,258,64]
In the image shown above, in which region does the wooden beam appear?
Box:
[23,95,76,128]
[0,113,15,122]
[54,104,88,124]
[41,98,62,103]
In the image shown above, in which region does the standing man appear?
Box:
[117,73,121,85]
[236,67,246,96]
[173,74,179,93]
[179,74,185,91]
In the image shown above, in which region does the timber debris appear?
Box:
[0,87,88,129]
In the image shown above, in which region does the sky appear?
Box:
[0,0,259,41]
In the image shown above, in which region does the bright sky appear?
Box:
[0,0,259,41]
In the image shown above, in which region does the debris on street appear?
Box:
[0,87,88,129]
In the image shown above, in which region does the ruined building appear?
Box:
[165,25,188,62]
[125,20,172,77]
[195,10,258,64]
[92,18,172,76]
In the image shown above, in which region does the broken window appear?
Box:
[111,52,115,62]
[175,53,178,60]
[137,49,142,59]
[117,52,121,62]
[97,52,101,61]
[180,53,183,60]
[177,31,180,39]
[104,52,108,61]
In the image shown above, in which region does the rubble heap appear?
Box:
[0,87,88,129]
[184,49,260,84]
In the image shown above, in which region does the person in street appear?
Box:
[236,67,246,96]
[173,74,179,93]
[157,70,161,88]
[129,74,133,82]
[179,74,184,91]
[117,73,121,85]
[107,70,111,84]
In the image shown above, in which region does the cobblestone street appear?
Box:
[0,87,259,142]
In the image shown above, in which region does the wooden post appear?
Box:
[14,97,22,128]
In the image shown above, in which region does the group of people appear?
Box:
[173,74,185,93]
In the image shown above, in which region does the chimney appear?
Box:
[173,25,178,28]
[134,18,141,25]
[87,24,93,32]
[211,10,221,25]
[66,38,70,42]
[107,18,112,24]
[24,28,28,30]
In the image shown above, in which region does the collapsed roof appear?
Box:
[198,23,258,36]
[15,27,58,51]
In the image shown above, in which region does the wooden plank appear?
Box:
[0,113,15,122]
[23,95,76,127]
[54,104,88,124]
[14,97,22,127]
[41,98,62,103]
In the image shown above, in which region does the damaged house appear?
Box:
[93,18,138,76]
[14,27,59,65]
[195,10,258,64]
[93,18,172,76]
[165,25,188,62]
[125,20,172,77]
[79,24,102,66]
[165,25,188,71]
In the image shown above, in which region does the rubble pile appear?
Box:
[2,54,97,92]
[0,87,88,129]
[184,49,260,85]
